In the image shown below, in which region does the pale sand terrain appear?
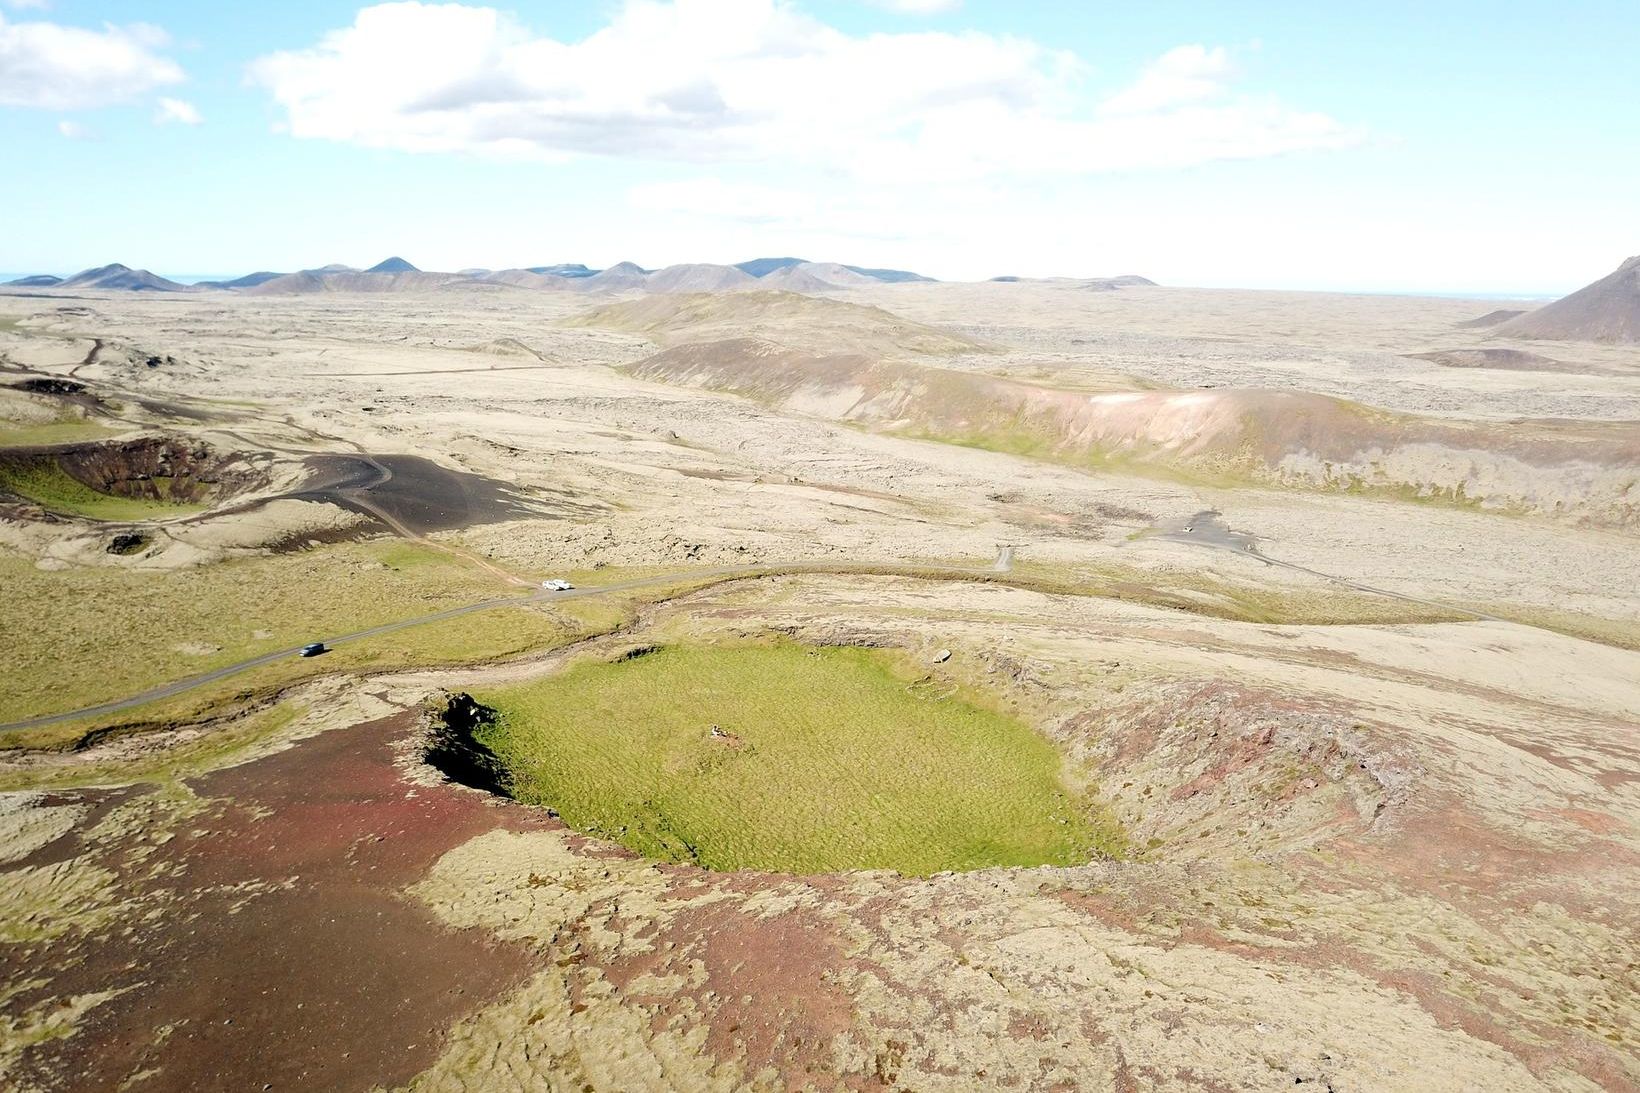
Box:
[0,280,1636,1090]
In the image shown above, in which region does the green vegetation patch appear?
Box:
[0,541,567,725]
[476,642,1100,875]
[0,458,201,521]
[0,419,115,449]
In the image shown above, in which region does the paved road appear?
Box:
[9,560,1057,733]
[0,565,777,733]
[2,539,1510,734]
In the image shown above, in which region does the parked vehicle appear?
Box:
[298,642,328,657]
[541,579,574,591]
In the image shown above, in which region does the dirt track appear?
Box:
[291,453,541,536]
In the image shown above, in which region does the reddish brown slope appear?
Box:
[1498,255,1640,343]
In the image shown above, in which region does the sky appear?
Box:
[1,0,1637,294]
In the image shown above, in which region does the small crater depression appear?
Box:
[0,435,269,522]
[423,642,1108,876]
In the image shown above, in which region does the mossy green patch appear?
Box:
[477,642,1104,875]
[0,459,202,520]
[0,541,563,725]
[0,420,115,449]
[0,704,305,793]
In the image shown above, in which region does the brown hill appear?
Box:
[1405,348,1598,373]
[464,337,546,360]
[644,264,756,293]
[1455,308,1527,329]
[565,291,992,357]
[754,266,845,293]
[575,262,649,293]
[245,270,467,295]
[753,262,880,293]
[630,338,1640,526]
[60,264,188,292]
[1496,256,1640,343]
[474,269,576,291]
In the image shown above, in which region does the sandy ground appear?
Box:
[0,280,1636,1090]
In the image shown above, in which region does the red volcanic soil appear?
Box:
[0,715,548,1092]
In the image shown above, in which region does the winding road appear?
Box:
[1,530,1507,734]
[1,560,1025,733]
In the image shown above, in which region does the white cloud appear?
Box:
[155,96,202,125]
[629,178,817,223]
[0,12,183,109]
[868,0,961,13]
[248,1,1358,179]
[1102,44,1233,115]
[56,118,91,139]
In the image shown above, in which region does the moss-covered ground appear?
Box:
[0,419,115,449]
[476,641,1108,875]
[0,541,568,725]
[0,459,201,520]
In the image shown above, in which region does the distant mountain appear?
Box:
[1455,309,1527,329]
[990,274,1157,289]
[797,262,879,286]
[246,270,462,295]
[733,257,932,283]
[646,263,756,293]
[841,265,934,283]
[757,262,879,293]
[197,271,285,290]
[477,269,579,290]
[1495,256,1640,343]
[734,257,808,278]
[1406,348,1591,374]
[14,257,944,295]
[30,255,959,296]
[756,265,851,293]
[1084,275,1158,291]
[527,263,598,279]
[578,261,651,292]
[59,263,188,292]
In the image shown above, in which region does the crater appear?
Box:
[0,435,269,522]
[424,642,1106,875]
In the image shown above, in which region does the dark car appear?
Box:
[298,642,328,658]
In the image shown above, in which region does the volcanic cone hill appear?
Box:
[750,265,839,293]
[1456,308,1527,329]
[196,271,285,290]
[577,262,650,292]
[59,264,188,292]
[1496,255,1640,343]
[1405,348,1598,373]
[475,269,576,290]
[567,290,993,357]
[644,263,756,293]
[246,269,463,295]
[629,338,1640,525]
